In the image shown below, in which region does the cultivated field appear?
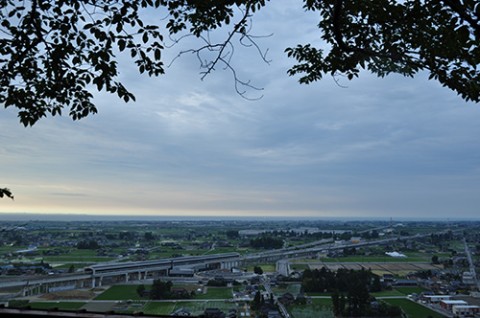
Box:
[382,298,447,318]
[308,261,442,277]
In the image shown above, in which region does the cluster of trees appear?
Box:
[253,266,263,275]
[302,267,400,317]
[332,292,402,317]
[226,230,240,239]
[150,279,173,299]
[302,267,381,294]
[144,232,155,241]
[430,231,454,244]
[105,231,155,243]
[250,235,283,249]
[206,278,228,287]
[118,231,137,240]
[76,240,100,250]
[360,230,380,240]
[342,247,358,256]
[142,279,194,300]
[258,229,352,241]
[250,290,266,310]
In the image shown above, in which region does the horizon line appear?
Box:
[0,212,478,222]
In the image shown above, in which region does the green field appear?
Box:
[305,292,332,296]
[383,299,446,318]
[40,249,116,263]
[143,302,176,315]
[246,264,276,272]
[272,283,302,296]
[95,285,144,301]
[371,289,404,297]
[289,298,333,318]
[204,247,238,255]
[321,254,429,263]
[29,302,85,311]
[395,286,426,295]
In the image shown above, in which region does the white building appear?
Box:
[452,305,480,317]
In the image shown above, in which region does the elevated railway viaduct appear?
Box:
[1,231,456,296]
[1,253,241,296]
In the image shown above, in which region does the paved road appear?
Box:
[263,277,290,318]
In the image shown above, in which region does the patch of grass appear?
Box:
[204,247,238,255]
[44,256,114,263]
[395,287,426,295]
[42,249,116,263]
[321,255,428,262]
[305,292,332,296]
[311,298,332,306]
[95,285,144,301]
[29,302,85,311]
[143,302,176,315]
[383,299,446,318]
[174,301,238,316]
[286,284,302,295]
[52,263,89,270]
[371,289,404,297]
[246,264,276,272]
[289,298,333,318]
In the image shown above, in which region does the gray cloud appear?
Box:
[1,3,480,218]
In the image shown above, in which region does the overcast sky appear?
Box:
[1,3,480,219]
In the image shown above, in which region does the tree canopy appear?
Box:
[0,0,478,127]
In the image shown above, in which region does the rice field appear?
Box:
[382,298,447,318]
[308,261,441,277]
[94,285,144,301]
[25,301,85,311]
[289,298,333,318]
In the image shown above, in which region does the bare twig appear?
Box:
[166,3,271,100]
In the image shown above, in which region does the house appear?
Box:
[452,305,480,317]
[424,295,451,303]
[462,272,476,285]
[171,287,191,298]
[226,309,237,318]
[278,292,295,306]
[393,279,418,287]
[440,300,467,311]
[382,274,395,283]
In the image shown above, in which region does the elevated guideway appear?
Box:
[0,230,459,296]
[0,252,242,295]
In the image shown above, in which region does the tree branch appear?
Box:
[442,0,480,36]
[0,188,14,200]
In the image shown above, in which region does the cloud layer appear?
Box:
[1,3,480,219]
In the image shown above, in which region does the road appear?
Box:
[262,276,290,318]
